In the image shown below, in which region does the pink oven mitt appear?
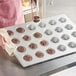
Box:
[0,0,17,28]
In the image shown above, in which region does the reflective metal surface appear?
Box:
[0,53,76,76]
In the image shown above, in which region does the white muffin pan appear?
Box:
[5,14,76,67]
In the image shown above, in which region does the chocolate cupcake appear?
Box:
[33,16,40,22]
[17,46,26,52]
[23,55,32,61]
[33,32,42,38]
[29,43,37,49]
[11,38,20,44]
[35,51,44,58]
[40,40,48,46]
[7,30,14,36]
[23,35,31,41]
[46,48,55,54]
[16,27,25,33]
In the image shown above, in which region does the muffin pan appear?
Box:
[5,14,76,67]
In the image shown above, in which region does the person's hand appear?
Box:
[0,34,18,63]
[0,34,7,48]
[0,34,8,58]
[0,30,18,63]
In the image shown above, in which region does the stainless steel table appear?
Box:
[0,52,76,76]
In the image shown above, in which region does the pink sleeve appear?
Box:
[0,0,24,28]
[0,0,17,28]
[13,0,25,24]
